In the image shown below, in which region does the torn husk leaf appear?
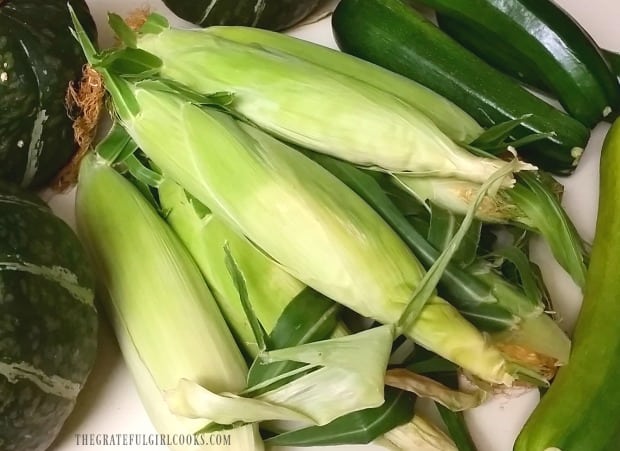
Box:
[379,415,458,451]
[165,380,312,424]
[385,368,487,411]
[165,326,393,426]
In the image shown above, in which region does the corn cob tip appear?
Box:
[496,343,559,383]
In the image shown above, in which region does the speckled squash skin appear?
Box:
[162,0,321,30]
[0,0,96,188]
[0,182,98,451]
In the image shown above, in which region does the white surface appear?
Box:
[44,0,617,450]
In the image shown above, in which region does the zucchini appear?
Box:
[331,0,590,174]
[161,0,321,30]
[0,182,97,451]
[435,14,546,92]
[424,0,620,127]
[515,120,620,450]
[0,0,97,188]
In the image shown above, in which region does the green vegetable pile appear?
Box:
[2,0,620,450]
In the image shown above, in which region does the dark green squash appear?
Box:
[0,181,98,451]
[0,0,97,188]
[162,0,322,30]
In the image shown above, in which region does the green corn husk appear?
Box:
[158,145,570,378]
[70,6,550,386]
[159,180,471,448]
[81,67,511,385]
[113,80,514,385]
[395,171,587,289]
[313,154,570,369]
[395,175,531,225]
[378,416,458,451]
[507,172,587,288]
[76,144,393,434]
[138,87,505,382]
[132,16,533,186]
[125,14,586,289]
[164,325,395,427]
[159,179,308,357]
[202,25,483,144]
[75,153,263,451]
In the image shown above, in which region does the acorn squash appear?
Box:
[0,0,97,188]
[0,181,98,451]
[162,0,322,30]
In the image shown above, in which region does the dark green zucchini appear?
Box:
[424,0,620,127]
[0,0,97,188]
[435,14,546,92]
[161,0,321,30]
[514,118,620,451]
[331,0,590,174]
[0,182,98,451]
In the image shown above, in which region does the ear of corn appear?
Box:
[134,25,531,186]
[75,153,263,451]
[158,179,304,356]
[124,83,427,324]
[199,24,483,144]
[395,170,587,289]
